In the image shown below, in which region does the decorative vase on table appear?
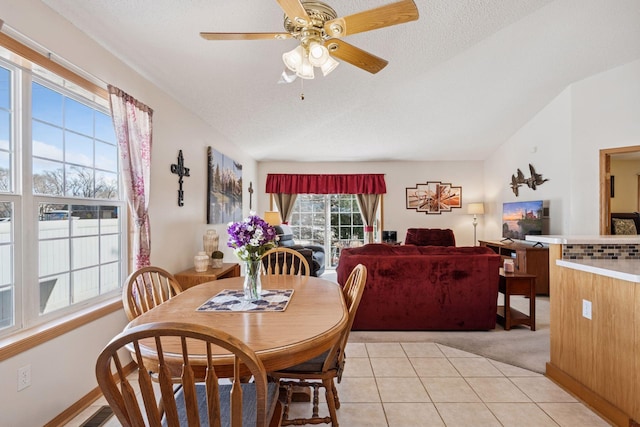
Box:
[194,251,210,272]
[227,214,277,301]
[243,259,263,301]
[203,229,219,266]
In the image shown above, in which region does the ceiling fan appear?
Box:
[200,0,419,80]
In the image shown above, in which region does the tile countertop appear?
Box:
[525,235,640,283]
[526,235,640,245]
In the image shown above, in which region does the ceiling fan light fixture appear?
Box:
[308,41,330,67]
[320,56,339,76]
[282,45,304,72]
[296,54,315,79]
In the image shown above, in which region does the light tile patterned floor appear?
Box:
[67,342,613,426]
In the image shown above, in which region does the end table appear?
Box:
[174,262,240,290]
[497,269,536,331]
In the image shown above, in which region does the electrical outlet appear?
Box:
[17,365,31,391]
[582,299,592,320]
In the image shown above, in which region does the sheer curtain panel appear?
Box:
[108,85,153,269]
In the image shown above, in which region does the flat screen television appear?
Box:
[502,200,544,241]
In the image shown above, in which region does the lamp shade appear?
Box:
[296,54,314,79]
[308,42,329,67]
[468,203,485,215]
[320,55,339,76]
[282,45,304,72]
[263,211,281,226]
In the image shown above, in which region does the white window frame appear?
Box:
[0,41,127,338]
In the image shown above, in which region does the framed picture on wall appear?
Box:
[406,181,462,214]
[207,146,243,224]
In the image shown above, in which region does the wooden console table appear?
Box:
[479,239,549,295]
[174,262,240,289]
[497,270,536,331]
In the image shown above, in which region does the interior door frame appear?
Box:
[599,145,640,234]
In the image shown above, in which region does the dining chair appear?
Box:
[95,321,282,427]
[261,247,311,276]
[122,266,183,321]
[270,263,367,426]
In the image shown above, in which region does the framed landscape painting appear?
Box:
[207,147,243,224]
[406,181,462,214]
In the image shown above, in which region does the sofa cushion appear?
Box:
[612,218,637,235]
[275,224,296,247]
[405,228,456,246]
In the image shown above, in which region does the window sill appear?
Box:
[0,297,123,362]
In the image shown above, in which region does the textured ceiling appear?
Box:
[41,0,640,162]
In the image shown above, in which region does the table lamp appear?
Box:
[468,202,485,246]
[263,211,281,226]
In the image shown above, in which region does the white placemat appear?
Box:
[196,289,294,312]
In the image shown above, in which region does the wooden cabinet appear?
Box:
[479,240,549,295]
[174,262,240,290]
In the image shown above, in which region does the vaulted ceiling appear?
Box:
[42,0,640,162]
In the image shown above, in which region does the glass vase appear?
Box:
[243,259,262,301]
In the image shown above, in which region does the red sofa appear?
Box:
[336,244,501,331]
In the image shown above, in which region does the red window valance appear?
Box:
[265,174,386,194]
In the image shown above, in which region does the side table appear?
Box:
[174,262,240,290]
[497,269,536,331]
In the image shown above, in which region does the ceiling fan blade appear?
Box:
[275,0,311,26]
[200,32,292,41]
[324,0,419,38]
[325,39,388,74]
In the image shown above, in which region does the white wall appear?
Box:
[570,59,640,233]
[483,89,573,239]
[257,161,486,247]
[0,1,256,425]
[484,59,640,236]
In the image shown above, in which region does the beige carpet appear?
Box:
[323,271,550,374]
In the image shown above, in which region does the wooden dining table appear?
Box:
[126,274,348,377]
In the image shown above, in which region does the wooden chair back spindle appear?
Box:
[122,266,183,320]
[261,247,311,276]
[96,321,279,427]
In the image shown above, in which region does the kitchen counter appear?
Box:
[526,235,640,245]
[556,258,640,283]
[543,235,640,426]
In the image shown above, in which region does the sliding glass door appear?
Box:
[288,194,371,268]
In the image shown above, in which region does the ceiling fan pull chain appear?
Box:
[300,79,305,101]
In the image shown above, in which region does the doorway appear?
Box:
[599,145,640,234]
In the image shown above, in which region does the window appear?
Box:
[289,194,368,268]
[0,43,125,337]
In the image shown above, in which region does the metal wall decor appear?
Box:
[406,181,462,214]
[510,164,548,197]
[170,150,190,206]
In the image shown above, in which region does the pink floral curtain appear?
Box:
[108,85,153,269]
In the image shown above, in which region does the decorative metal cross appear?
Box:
[248,181,254,210]
[170,150,190,206]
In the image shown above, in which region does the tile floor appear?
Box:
[67,341,612,426]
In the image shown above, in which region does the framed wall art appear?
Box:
[406,181,462,214]
[207,146,243,224]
